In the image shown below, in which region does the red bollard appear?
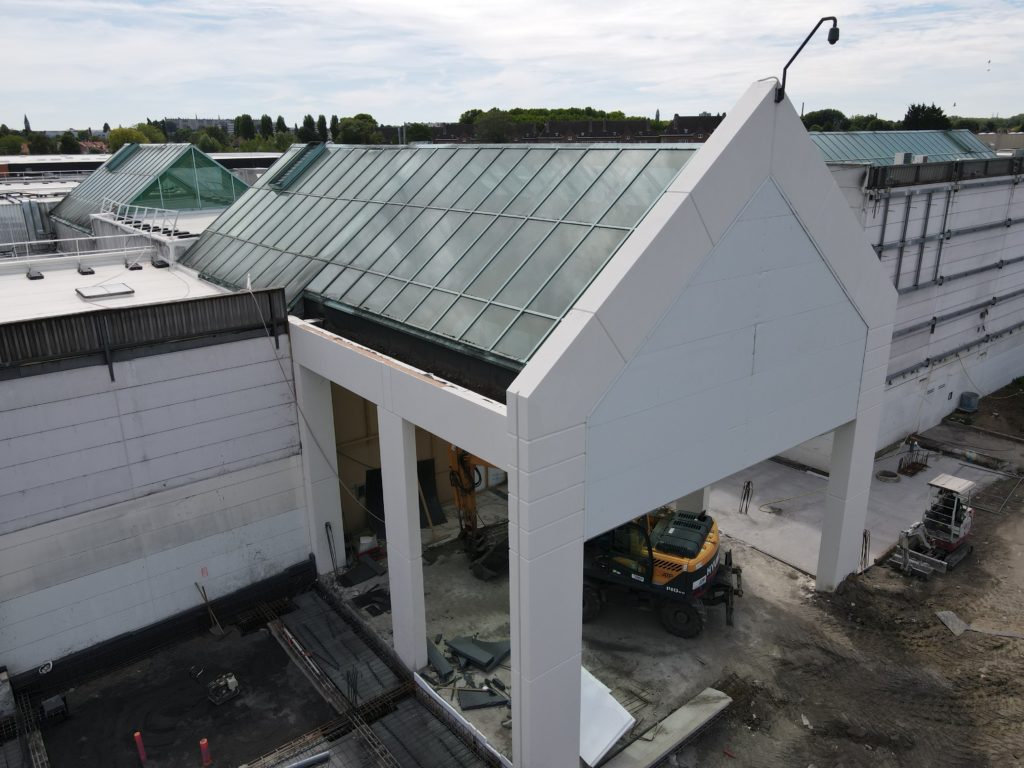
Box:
[199,737,212,766]
[134,731,146,764]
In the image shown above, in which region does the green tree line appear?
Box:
[802,104,1024,133]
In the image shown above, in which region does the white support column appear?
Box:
[294,364,346,574]
[816,406,881,590]
[509,426,587,768]
[377,408,428,670]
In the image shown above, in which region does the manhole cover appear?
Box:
[875,470,900,483]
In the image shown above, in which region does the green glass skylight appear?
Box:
[50,144,247,233]
[810,129,995,166]
[184,144,697,364]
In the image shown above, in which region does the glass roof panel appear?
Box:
[413,213,494,286]
[409,150,477,206]
[431,149,501,208]
[407,290,458,330]
[529,226,628,316]
[600,150,690,227]
[383,283,430,321]
[504,150,584,216]
[461,304,517,348]
[465,219,554,301]
[437,216,520,292]
[183,144,697,364]
[495,222,589,308]
[433,296,487,339]
[476,149,553,213]
[532,149,617,221]
[493,313,555,360]
[566,149,655,223]
[456,149,527,210]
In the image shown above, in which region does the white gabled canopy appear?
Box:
[508,79,897,539]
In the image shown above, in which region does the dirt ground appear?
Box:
[686,473,1024,768]
[958,377,1024,437]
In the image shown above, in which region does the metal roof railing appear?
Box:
[99,197,180,238]
[0,232,154,261]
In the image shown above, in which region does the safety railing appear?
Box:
[0,232,154,261]
[99,198,179,238]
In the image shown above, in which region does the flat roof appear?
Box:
[0,252,222,324]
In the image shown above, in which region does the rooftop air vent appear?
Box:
[76,284,135,300]
[26,268,43,280]
[894,152,913,165]
[77,264,95,276]
[126,260,143,271]
[105,142,141,171]
[912,154,929,164]
[151,257,169,268]
[267,143,327,190]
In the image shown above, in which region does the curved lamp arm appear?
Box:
[775,17,839,103]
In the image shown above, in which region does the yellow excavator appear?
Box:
[448,447,743,638]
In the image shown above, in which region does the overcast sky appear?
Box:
[3,0,1022,131]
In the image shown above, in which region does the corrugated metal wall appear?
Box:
[0,288,287,370]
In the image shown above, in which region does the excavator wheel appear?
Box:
[659,600,703,639]
[582,583,602,623]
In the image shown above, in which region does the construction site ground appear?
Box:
[340,402,1024,768]
[41,627,335,767]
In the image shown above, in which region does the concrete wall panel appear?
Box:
[0,456,307,674]
[585,180,868,537]
[0,336,300,534]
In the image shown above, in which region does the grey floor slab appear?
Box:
[601,688,731,768]
[709,454,996,575]
[282,591,403,705]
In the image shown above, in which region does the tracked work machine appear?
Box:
[889,473,975,578]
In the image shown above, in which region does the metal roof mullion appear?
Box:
[417,149,480,207]
[444,225,550,346]
[425,220,526,334]
[519,150,589,218]
[343,150,401,201]
[488,225,595,352]
[590,149,662,224]
[400,150,511,322]
[340,205,435,284]
[448,148,606,323]
[383,148,451,203]
[354,148,424,201]
[376,213,475,320]
[307,148,364,196]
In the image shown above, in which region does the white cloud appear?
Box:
[3,0,1022,130]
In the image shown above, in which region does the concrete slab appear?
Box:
[601,687,731,768]
[281,592,403,705]
[709,454,998,575]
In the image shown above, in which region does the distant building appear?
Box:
[164,116,235,137]
[378,113,725,145]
